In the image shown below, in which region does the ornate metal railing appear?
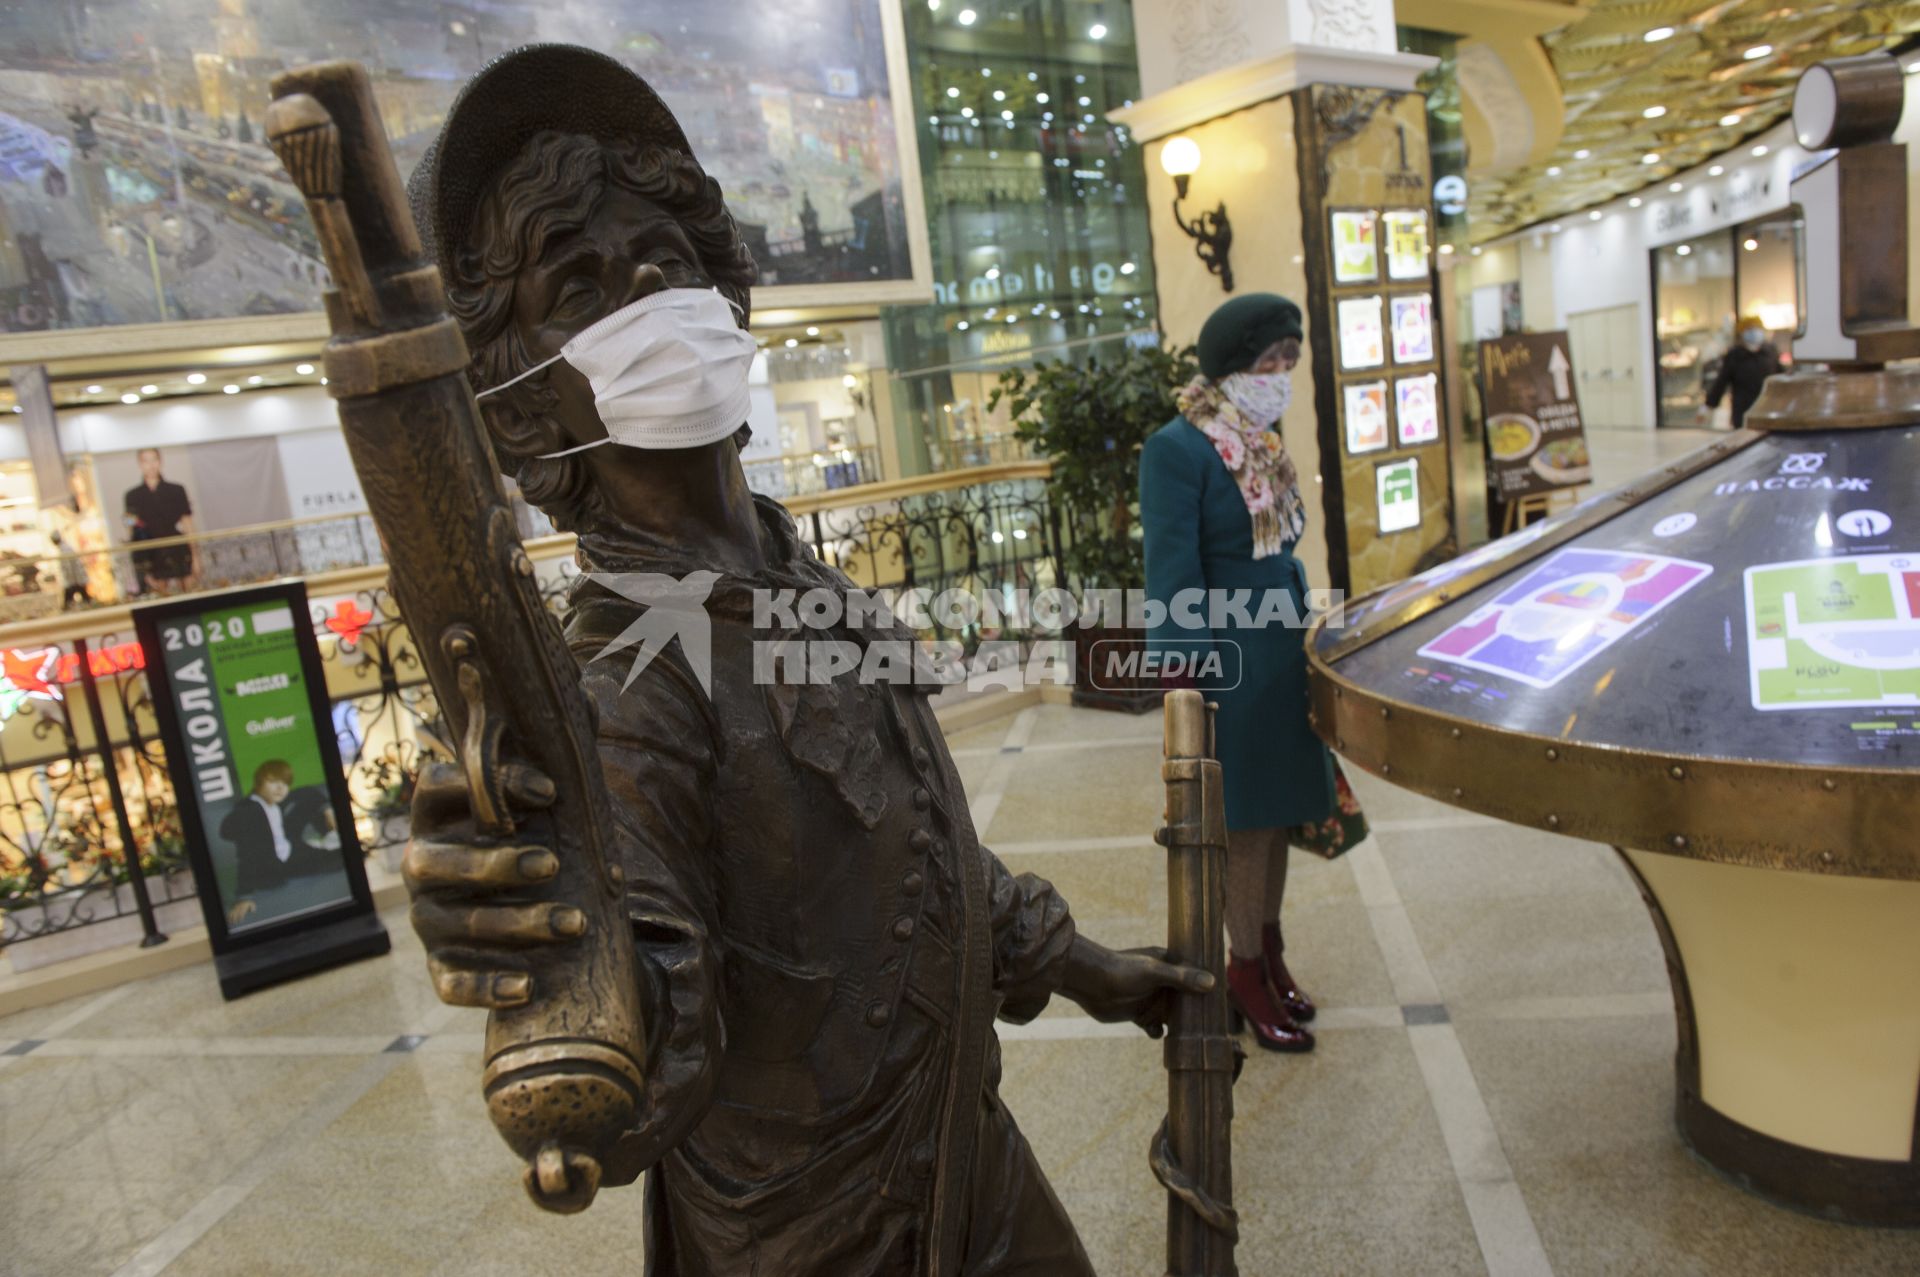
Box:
[0,461,1061,961]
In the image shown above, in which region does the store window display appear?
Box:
[1655,214,1800,429]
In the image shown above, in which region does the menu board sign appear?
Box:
[1376,458,1421,533]
[1338,295,1385,369]
[1345,381,1390,454]
[1479,331,1592,498]
[1384,210,1431,280]
[1332,210,1379,283]
[1391,294,1434,363]
[1395,373,1440,446]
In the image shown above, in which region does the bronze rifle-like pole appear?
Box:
[1153,690,1239,1277]
[263,64,645,1214]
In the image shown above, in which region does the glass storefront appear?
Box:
[882,0,1158,474]
[1653,213,1802,428]
[742,321,891,499]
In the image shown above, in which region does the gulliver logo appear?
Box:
[583,572,721,694]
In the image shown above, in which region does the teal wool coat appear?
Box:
[1139,417,1336,831]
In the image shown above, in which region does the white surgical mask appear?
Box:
[1220,370,1291,426]
[1740,328,1765,349]
[478,288,756,456]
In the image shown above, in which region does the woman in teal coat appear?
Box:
[1140,293,1337,1053]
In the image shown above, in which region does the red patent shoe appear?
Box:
[1262,923,1316,1024]
[1226,955,1314,1053]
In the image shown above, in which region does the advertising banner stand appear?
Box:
[135,582,389,998]
[1479,331,1593,532]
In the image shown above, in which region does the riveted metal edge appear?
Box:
[1305,657,1920,881]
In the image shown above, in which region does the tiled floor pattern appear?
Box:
[4,700,1918,1275]
[2,425,1911,1276]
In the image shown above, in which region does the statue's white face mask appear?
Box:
[476,288,756,456]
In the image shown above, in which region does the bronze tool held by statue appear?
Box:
[1153,690,1239,1277]
[263,62,645,1214]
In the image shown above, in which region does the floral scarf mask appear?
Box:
[1176,371,1308,559]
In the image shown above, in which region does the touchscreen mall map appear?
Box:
[1745,556,1920,710]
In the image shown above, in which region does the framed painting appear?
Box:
[0,0,934,362]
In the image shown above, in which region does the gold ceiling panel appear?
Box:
[1469,0,1920,240]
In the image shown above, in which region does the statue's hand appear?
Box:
[1063,939,1215,1039]
[403,759,574,1009]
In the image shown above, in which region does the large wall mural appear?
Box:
[0,0,918,335]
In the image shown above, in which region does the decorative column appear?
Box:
[1116,0,1454,596]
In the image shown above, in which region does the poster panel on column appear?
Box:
[136,581,388,998]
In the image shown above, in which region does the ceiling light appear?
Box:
[1037,92,1049,103]
[1629,197,1644,208]
[1642,152,1660,164]
[1744,238,1759,251]
[1471,246,1484,256]
[957,321,970,330]
[1709,165,1724,176]
[992,90,1005,101]
[1719,113,1741,127]
[947,87,959,98]
[1120,261,1136,274]
[1669,181,1684,192]
[1550,223,1563,233]
[140,384,158,395]
[1547,165,1561,176]
[1078,96,1091,106]
[985,266,1000,279]
[1751,144,1769,157]
[1089,22,1108,39]
[85,385,103,395]
[223,384,241,393]
[120,393,140,404]
[783,338,797,348]
[1574,149,1591,159]
[1644,105,1667,119]
[957,8,976,24]
[1744,45,1772,61]
[928,0,939,9]
[1677,244,1692,256]
[1645,26,1674,42]
[1590,210,1603,221]
[247,375,263,385]
[1438,243,1455,255]
[296,363,314,375]
[1001,109,1014,120]
[186,372,206,385]
[960,107,973,118]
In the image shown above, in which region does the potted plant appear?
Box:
[992,340,1200,710]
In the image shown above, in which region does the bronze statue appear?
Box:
[268,45,1215,1275]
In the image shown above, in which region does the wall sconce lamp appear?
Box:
[1160,136,1234,292]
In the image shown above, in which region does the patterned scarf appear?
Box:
[1175,375,1307,559]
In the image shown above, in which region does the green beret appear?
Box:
[1197,293,1304,380]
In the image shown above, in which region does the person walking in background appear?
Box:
[1141,294,1365,1054]
[123,447,200,594]
[1705,316,1784,430]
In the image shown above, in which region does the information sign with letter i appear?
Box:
[135,582,389,998]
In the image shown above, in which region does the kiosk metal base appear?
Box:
[214,910,392,1000]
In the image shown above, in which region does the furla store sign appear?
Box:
[1648,151,1792,246]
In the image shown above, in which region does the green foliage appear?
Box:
[991,341,1200,590]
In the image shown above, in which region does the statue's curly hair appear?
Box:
[444,131,756,530]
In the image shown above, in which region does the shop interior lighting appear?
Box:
[1644,105,1667,119]
[1676,244,1692,256]
[1438,243,1454,254]
[784,338,798,348]
[1744,238,1760,251]
[842,373,859,389]
[1001,110,1014,120]
[1642,152,1660,164]
[1547,165,1562,176]
[247,375,263,385]
[1078,96,1092,106]
[1037,92,1049,103]
[1645,26,1675,42]
[1752,144,1769,157]
[1120,261,1136,274]
[1590,210,1603,221]
[985,266,1000,279]
[1471,246,1483,256]
[960,107,974,118]
[1709,165,1724,176]
[85,385,103,395]
[1669,181,1684,192]
[121,393,140,404]
[957,8,976,24]
[223,383,241,393]
[957,320,970,330]
[805,326,819,336]
[186,372,206,385]
[1719,113,1742,127]
[296,364,314,376]
[992,90,1005,101]
[1574,149,1591,159]
[981,68,992,77]
[141,384,158,394]
[947,87,960,98]
[1744,45,1772,61]
[1089,22,1108,39]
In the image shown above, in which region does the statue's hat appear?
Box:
[408,43,695,287]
